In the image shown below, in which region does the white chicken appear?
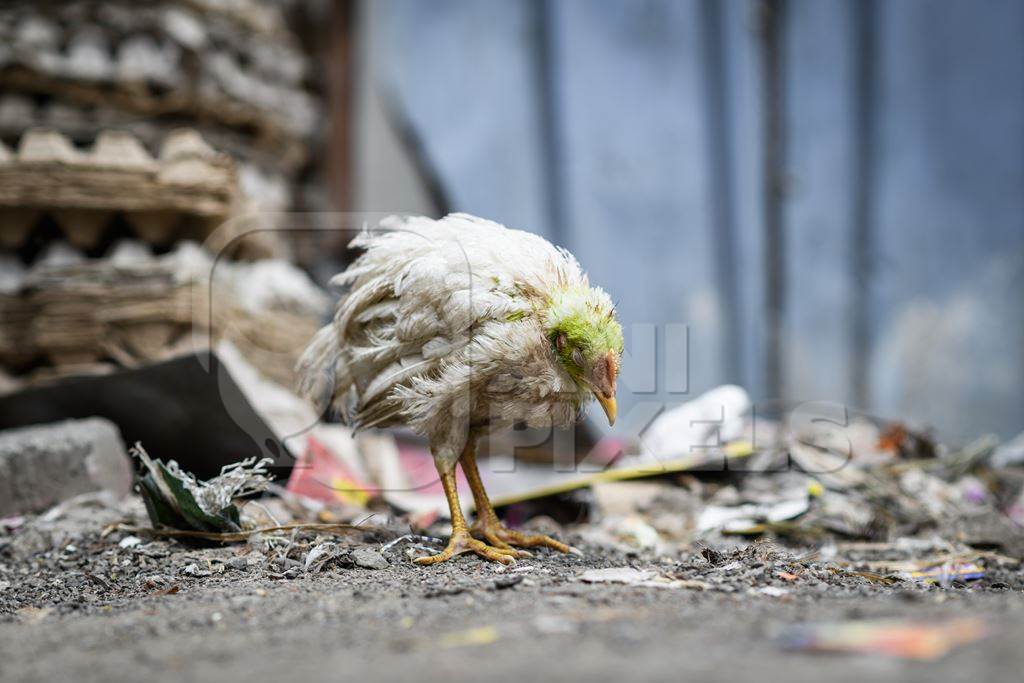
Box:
[297,214,622,564]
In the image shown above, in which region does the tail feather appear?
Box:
[295,324,347,416]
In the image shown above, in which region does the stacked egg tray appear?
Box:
[0,127,283,263]
[0,245,319,387]
[0,0,319,216]
[0,0,319,168]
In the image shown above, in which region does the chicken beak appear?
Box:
[596,393,617,426]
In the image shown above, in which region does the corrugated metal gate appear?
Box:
[365,0,1024,441]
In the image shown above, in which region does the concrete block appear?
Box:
[0,418,132,517]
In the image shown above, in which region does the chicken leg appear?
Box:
[462,447,572,554]
[413,451,521,566]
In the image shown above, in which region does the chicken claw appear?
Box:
[414,528,519,566]
[470,520,570,554]
[413,463,520,566]
[461,447,573,555]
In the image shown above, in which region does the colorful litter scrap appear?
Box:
[781,618,990,661]
[904,562,986,584]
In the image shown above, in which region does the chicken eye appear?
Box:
[571,347,584,367]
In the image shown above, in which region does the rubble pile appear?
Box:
[568,401,1024,569]
[0,385,1021,673]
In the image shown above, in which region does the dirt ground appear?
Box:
[1,494,1023,683]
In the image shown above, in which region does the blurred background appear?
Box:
[1,0,1021,445]
[354,0,1024,444]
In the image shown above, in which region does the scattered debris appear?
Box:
[641,384,751,458]
[993,430,1024,467]
[905,562,985,585]
[493,574,524,590]
[351,547,389,570]
[380,534,444,555]
[698,494,811,535]
[118,535,142,549]
[781,618,990,661]
[303,542,343,573]
[877,422,938,460]
[286,428,377,508]
[132,442,272,533]
[578,566,713,590]
[181,563,212,578]
[955,510,1024,559]
[579,567,656,584]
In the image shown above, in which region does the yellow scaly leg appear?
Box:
[462,447,572,555]
[414,450,520,566]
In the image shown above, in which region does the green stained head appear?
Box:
[544,283,623,424]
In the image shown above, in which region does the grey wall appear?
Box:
[356,0,1024,442]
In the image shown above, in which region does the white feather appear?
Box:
[296,213,592,469]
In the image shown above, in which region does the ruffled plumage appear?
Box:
[296,213,594,468]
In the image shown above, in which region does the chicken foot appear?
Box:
[413,463,520,566]
[462,448,572,555]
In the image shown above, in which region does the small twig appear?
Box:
[115,522,378,543]
[354,512,381,527]
[281,528,300,559]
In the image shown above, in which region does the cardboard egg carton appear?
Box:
[0,93,300,200]
[0,1,319,156]
[0,244,323,386]
[0,128,282,259]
